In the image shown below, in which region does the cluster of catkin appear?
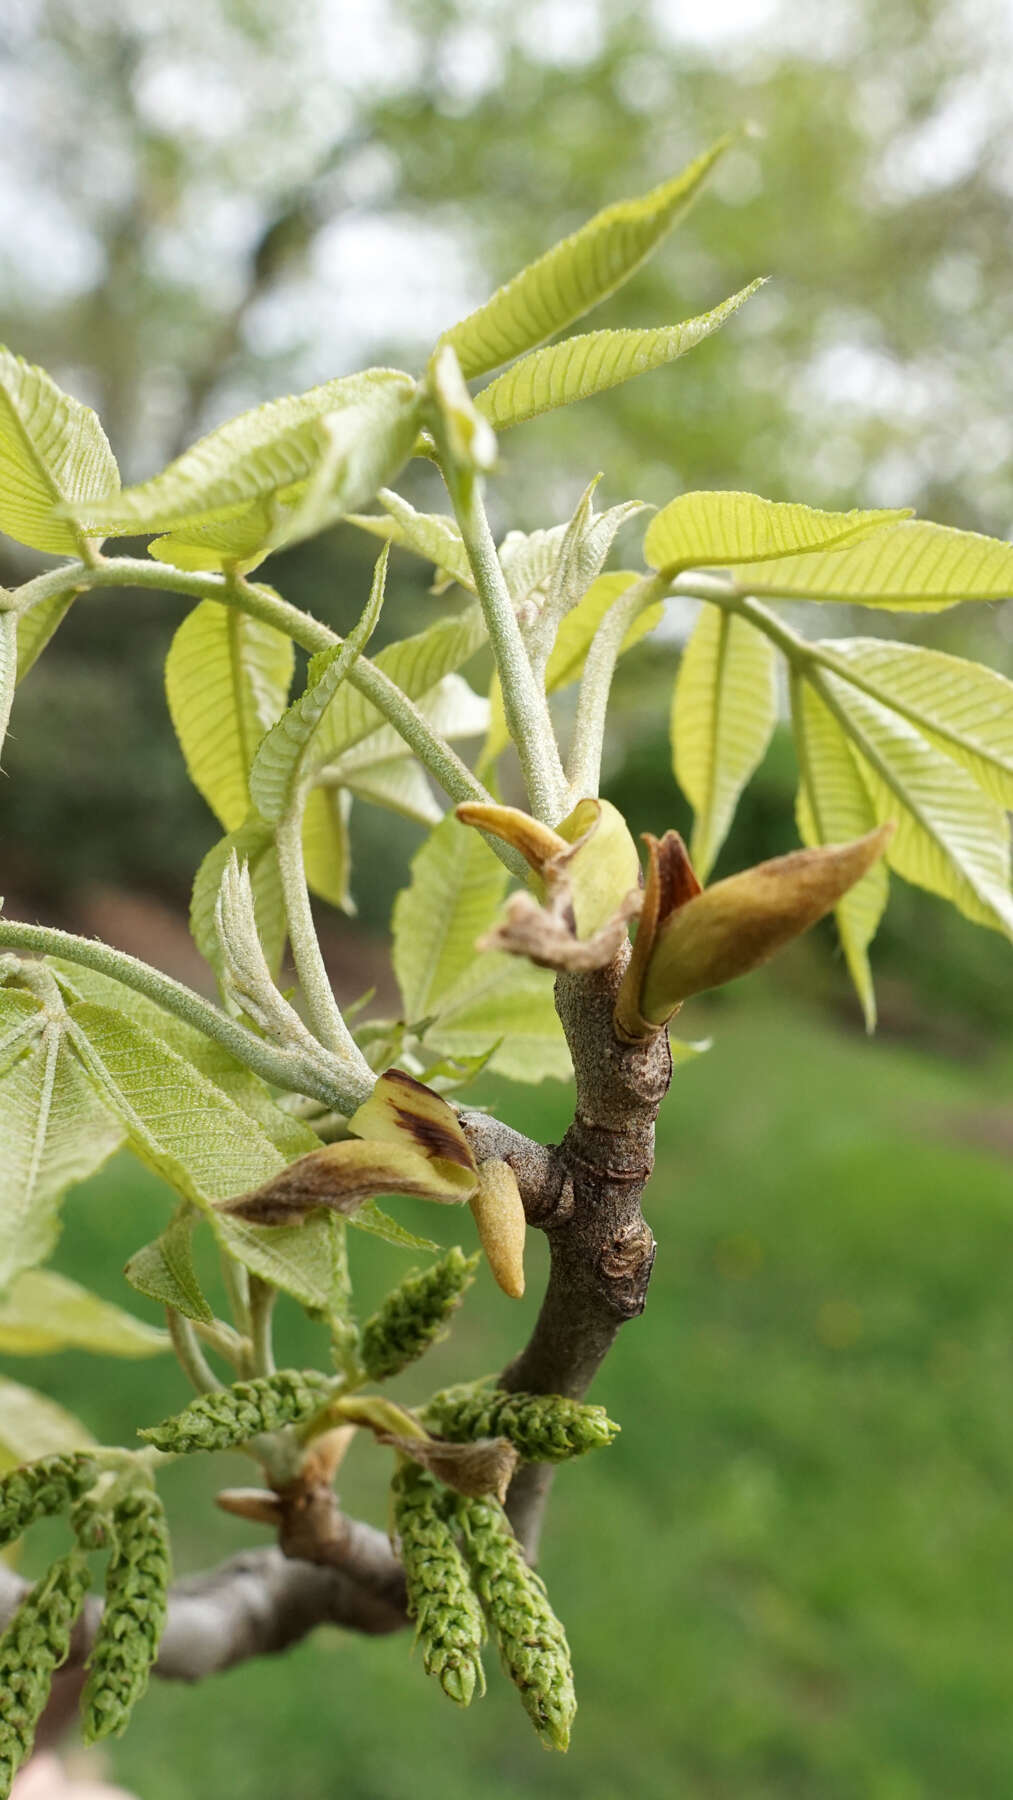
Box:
[0,1456,171,1799]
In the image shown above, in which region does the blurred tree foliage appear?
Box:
[1,0,1010,1029]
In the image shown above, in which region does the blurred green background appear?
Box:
[2,0,1012,1795]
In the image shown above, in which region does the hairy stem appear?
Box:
[0,917,361,1111]
[12,556,496,817]
[274,801,371,1070]
[168,1309,223,1394]
[443,472,567,823]
[567,570,669,800]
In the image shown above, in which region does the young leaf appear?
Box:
[438,137,733,379]
[731,519,1013,611]
[475,289,761,431]
[347,490,474,590]
[214,1212,349,1315]
[813,670,1013,936]
[0,1004,123,1289]
[248,546,387,825]
[15,590,76,681]
[645,490,908,575]
[299,603,488,771]
[317,674,488,826]
[148,505,283,576]
[672,606,778,880]
[0,1270,168,1358]
[68,369,419,539]
[815,639,1013,808]
[301,786,354,912]
[47,960,319,1163]
[190,816,286,978]
[125,1207,214,1325]
[0,1378,96,1472]
[64,1000,294,1206]
[0,609,15,761]
[0,347,119,554]
[329,756,441,825]
[790,677,888,1031]
[423,955,569,1084]
[393,811,509,1022]
[165,601,295,831]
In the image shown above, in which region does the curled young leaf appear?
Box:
[348,1069,477,1176]
[637,827,895,1027]
[219,1136,478,1227]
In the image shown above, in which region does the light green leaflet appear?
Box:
[16,589,76,681]
[346,490,474,590]
[165,601,295,832]
[813,669,1013,938]
[302,785,354,912]
[814,639,1013,809]
[62,998,341,1310]
[672,606,778,880]
[0,346,119,554]
[300,603,489,769]
[475,288,761,431]
[0,985,123,1289]
[393,811,510,1021]
[48,959,318,1162]
[71,368,419,538]
[732,518,1013,611]
[0,1269,168,1357]
[249,546,388,824]
[421,957,570,1084]
[125,1207,213,1325]
[392,813,567,1083]
[190,816,286,979]
[0,610,15,762]
[310,674,489,844]
[438,136,732,380]
[645,490,909,574]
[0,1377,96,1473]
[790,676,888,1032]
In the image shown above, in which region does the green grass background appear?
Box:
[7,985,1013,1800]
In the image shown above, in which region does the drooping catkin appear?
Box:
[0,1549,92,1797]
[458,1497,575,1752]
[0,1453,97,1550]
[139,1369,333,1454]
[81,1489,171,1744]
[424,1386,619,1463]
[391,1464,486,1708]
[360,1249,480,1382]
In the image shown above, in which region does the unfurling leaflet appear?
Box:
[458,1496,576,1752]
[0,1550,92,1798]
[140,1369,334,1454]
[424,1386,619,1462]
[0,1453,98,1550]
[81,1489,171,1743]
[391,1463,486,1708]
[360,1248,481,1382]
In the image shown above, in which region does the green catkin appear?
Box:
[80,1488,171,1743]
[458,1497,576,1752]
[360,1249,480,1382]
[391,1464,486,1708]
[424,1385,619,1462]
[139,1369,333,1454]
[0,1549,92,1797]
[0,1453,97,1550]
